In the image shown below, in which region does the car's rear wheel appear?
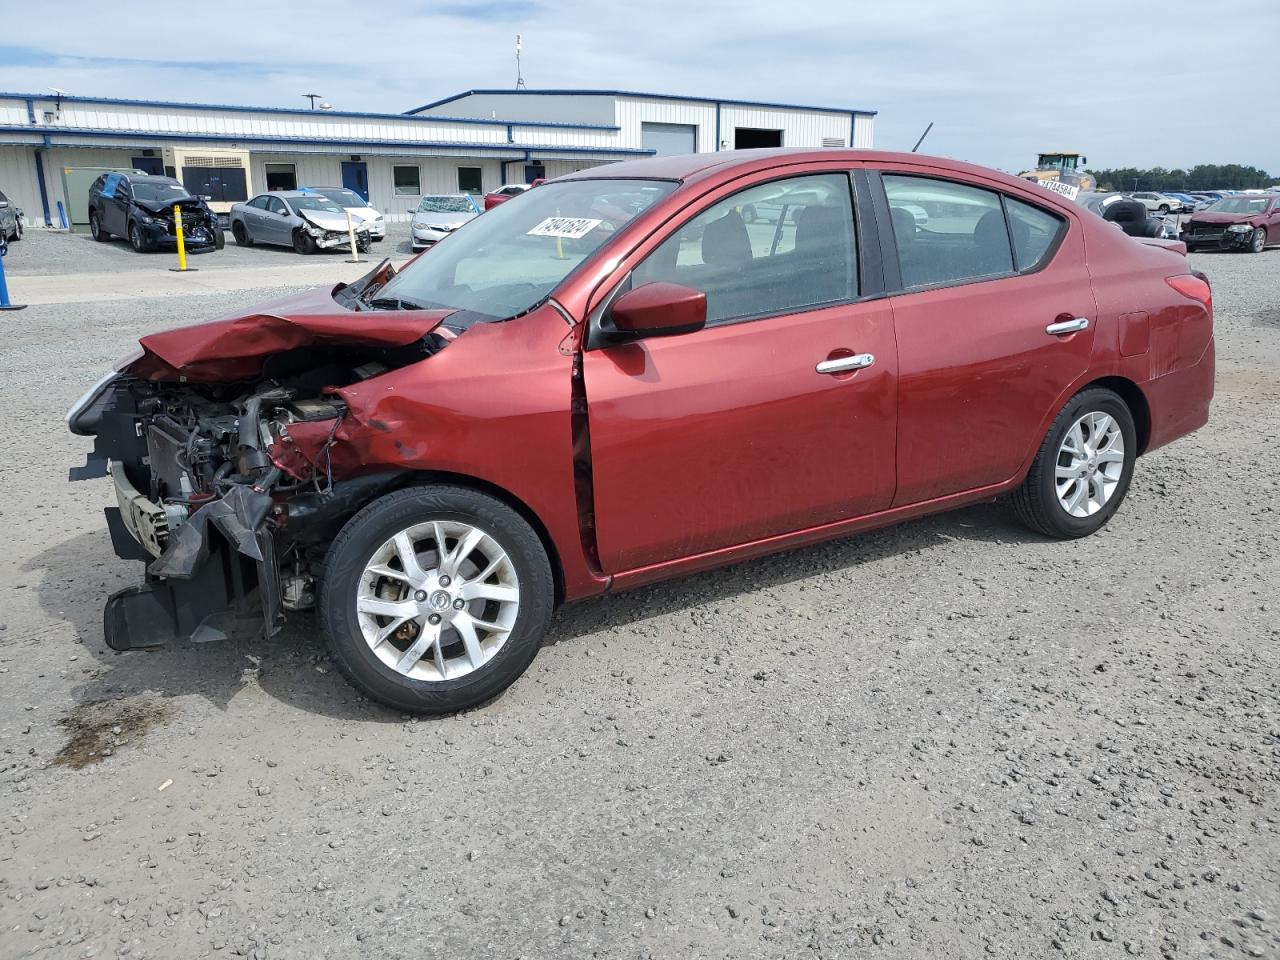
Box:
[1249,227,1267,253]
[90,212,109,242]
[1012,387,1136,539]
[232,221,253,246]
[320,485,554,714]
[293,230,317,255]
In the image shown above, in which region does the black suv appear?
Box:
[88,173,224,253]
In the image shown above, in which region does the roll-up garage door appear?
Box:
[641,122,697,157]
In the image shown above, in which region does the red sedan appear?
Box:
[68,149,1214,713]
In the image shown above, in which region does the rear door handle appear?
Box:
[1046,317,1090,335]
[816,353,875,375]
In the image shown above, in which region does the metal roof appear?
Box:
[0,92,620,132]
[407,88,878,118]
[0,123,655,158]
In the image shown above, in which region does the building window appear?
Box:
[264,163,297,191]
[457,167,483,194]
[394,165,421,196]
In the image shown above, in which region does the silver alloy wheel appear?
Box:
[355,520,520,682]
[1252,228,1266,253]
[1055,411,1125,518]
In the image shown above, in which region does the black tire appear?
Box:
[128,221,151,253]
[232,221,253,247]
[293,229,317,255]
[1185,243,1197,253]
[371,235,384,243]
[213,226,225,251]
[1011,387,1137,539]
[89,211,109,241]
[357,235,371,253]
[8,219,20,242]
[1157,204,1170,215]
[1249,228,1266,254]
[320,485,554,714]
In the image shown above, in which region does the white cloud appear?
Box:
[1,0,1276,172]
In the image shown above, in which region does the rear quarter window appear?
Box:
[1005,197,1066,271]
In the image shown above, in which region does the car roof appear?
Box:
[557,148,1076,201]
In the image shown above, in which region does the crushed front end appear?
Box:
[67,275,452,650]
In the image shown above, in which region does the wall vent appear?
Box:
[821,137,846,148]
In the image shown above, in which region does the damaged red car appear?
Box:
[68,150,1215,713]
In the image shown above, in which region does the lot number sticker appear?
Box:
[528,217,602,239]
[1039,179,1079,201]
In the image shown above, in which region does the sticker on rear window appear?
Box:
[1039,180,1079,201]
[527,217,602,239]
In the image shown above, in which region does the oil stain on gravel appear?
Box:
[52,697,174,768]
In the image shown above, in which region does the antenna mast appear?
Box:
[515,35,526,89]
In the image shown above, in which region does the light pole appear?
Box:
[302,93,323,110]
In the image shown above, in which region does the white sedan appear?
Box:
[409,194,482,251]
[304,187,386,240]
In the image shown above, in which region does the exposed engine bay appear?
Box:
[67,262,461,649]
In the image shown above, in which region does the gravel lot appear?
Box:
[1,234,1277,960]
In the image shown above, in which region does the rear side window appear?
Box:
[884,175,1012,287]
[633,173,858,325]
[1005,197,1064,271]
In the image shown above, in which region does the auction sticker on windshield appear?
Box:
[527,217,602,239]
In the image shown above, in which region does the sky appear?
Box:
[0,0,1276,175]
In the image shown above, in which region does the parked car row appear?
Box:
[85,172,390,256]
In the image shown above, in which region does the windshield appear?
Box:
[1206,196,1272,215]
[316,188,366,207]
[375,178,676,323]
[132,181,191,203]
[417,196,477,214]
[288,196,344,214]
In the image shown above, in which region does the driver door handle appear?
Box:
[816,353,875,375]
[1046,317,1090,335]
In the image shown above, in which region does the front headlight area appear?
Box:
[1226,224,1253,233]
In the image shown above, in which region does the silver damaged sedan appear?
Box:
[230,191,371,254]
[410,194,481,251]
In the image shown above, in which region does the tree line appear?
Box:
[1091,164,1275,192]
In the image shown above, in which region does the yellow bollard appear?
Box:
[168,206,196,273]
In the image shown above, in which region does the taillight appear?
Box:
[1166,273,1212,311]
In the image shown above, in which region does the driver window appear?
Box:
[632,173,858,325]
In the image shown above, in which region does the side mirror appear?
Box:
[407,208,416,214]
[607,281,707,339]
[0,200,8,209]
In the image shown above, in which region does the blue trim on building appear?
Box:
[32,147,51,226]
[408,88,878,118]
[0,124,655,158]
[25,98,36,124]
[714,103,721,152]
[0,92,621,132]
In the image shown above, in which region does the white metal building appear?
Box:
[0,89,876,228]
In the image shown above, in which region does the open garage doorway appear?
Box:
[734,128,783,149]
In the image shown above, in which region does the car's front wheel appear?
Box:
[1249,227,1267,254]
[1012,387,1137,539]
[321,485,554,713]
[232,221,253,246]
[128,221,152,253]
[293,230,317,255]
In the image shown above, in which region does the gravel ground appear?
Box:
[1,222,415,276]
[0,241,1277,960]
